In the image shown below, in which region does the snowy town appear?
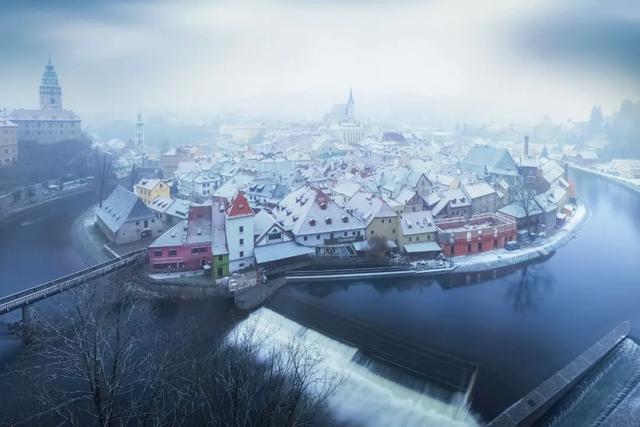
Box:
[2,1,640,425]
[80,86,591,289]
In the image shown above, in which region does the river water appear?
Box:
[267,168,640,422]
[1,169,639,425]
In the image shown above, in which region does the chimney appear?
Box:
[524,135,529,156]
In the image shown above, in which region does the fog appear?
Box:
[1,0,639,124]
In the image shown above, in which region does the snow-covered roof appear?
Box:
[96,186,154,233]
[400,211,436,236]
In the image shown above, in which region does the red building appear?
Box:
[148,205,213,270]
[436,213,517,257]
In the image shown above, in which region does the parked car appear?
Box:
[505,241,520,251]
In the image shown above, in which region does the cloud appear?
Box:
[0,0,638,124]
[513,1,640,78]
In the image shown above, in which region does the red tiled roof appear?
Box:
[227,191,254,218]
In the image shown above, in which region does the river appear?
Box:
[1,169,639,424]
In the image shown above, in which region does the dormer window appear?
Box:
[342,216,349,223]
[325,218,332,225]
[309,219,316,226]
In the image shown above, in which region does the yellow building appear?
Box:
[135,178,171,205]
[346,191,399,244]
[398,210,440,258]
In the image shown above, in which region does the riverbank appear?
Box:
[0,180,94,226]
[453,203,587,273]
[569,164,640,194]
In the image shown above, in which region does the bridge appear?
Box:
[0,249,147,337]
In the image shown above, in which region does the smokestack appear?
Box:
[524,135,529,156]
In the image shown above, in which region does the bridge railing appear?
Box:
[0,249,147,311]
[286,265,413,277]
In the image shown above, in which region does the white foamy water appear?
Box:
[228,308,480,427]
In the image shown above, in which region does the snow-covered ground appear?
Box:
[148,270,205,280]
[453,203,587,273]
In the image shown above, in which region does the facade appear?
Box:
[134,178,171,205]
[148,205,212,271]
[252,210,315,267]
[436,213,517,257]
[462,182,499,215]
[273,186,366,247]
[8,60,82,144]
[0,118,18,165]
[225,191,256,272]
[398,211,439,257]
[96,185,161,245]
[212,200,230,279]
[396,189,427,213]
[345,191,399,244]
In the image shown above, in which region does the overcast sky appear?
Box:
[1,0,639,124]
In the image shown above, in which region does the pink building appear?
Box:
[148,205,212,271]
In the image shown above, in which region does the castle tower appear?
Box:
[136,113,144,152]
[39,59,62,110]
[346,87,355,120]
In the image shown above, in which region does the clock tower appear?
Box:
[39,59,62,110]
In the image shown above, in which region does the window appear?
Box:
[191,248,199,254]
[239,238,244,246]
[478,242,483,251]
[218,255,224,261]
[371,230,374,235]
[344,232,347,236]
[304,236,308,241]
[268,232,282,241]
[467,244,472,253]
[239,226,244,233]
[239,263,245,268]
[239,251,244,257]
[409,237,412,242]
[392,229,396,234]
[168,249,177,257]
[217,267,223,277]
[153,250,163,257]
[316,235,320,240]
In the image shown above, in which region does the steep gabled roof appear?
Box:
[96,185,154,233]
[227,191,254,218]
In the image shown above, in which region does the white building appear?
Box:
[0,118,18,165]
[8,60,82,144]
[273,186,366,247]
[225,191,256,272]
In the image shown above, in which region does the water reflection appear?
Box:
[504,264,555,314]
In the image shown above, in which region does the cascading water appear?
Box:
[228,307,481,427]
[537,338,640,426]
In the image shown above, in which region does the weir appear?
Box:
[230,307,481,427]
[489,321,631,427]
[267,289,479,395]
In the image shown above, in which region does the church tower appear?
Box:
[39,59,62,110]
[346,87,355,121]
[136,113,144,152]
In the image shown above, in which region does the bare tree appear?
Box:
[11,268,342,427]
[176,320,342,426]
[16,270,176,427]
[512,182,538,230]
[95,150,113,208]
